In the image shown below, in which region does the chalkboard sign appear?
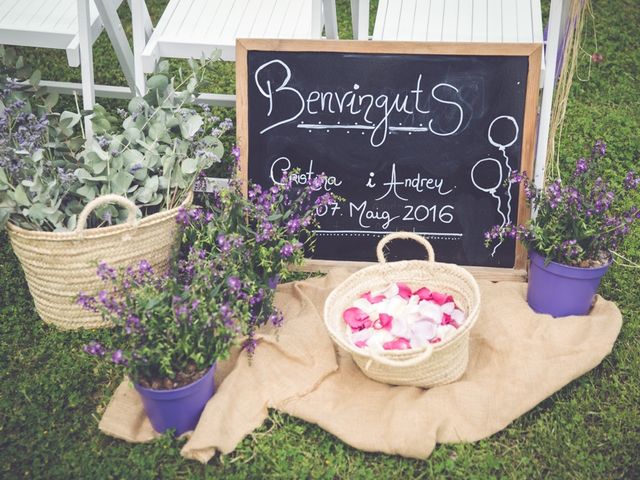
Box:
[237,40,541,275]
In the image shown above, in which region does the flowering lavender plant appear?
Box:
[0,46,84,230]
[78,251,245,389]
[180,161,336,353]
[485,141,640,267]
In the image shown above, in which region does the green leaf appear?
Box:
[44,92,59,110]
[149,123,167,142]
[29,69,41,87]
[180,115,203,139]
[14,184,30,206]
[111,171,134,194]
[76,184,97,200]
[181,156,199,175]
[147,74,169,91]
[60,111,81,129]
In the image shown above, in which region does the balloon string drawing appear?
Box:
[471,116,520,257]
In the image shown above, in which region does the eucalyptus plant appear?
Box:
[0,49,229,231]
[79,59,229,224]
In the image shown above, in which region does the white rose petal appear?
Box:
[451,308,466,325]
[441,302,456,315]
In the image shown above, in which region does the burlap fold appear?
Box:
[99,269,622,462]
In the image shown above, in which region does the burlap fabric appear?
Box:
[99,269,622,462]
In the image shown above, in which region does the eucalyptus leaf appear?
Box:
[181,157,199,175]
[111,171,134,194]
[14,184,31,206]
[44,92,59,110]
[60,111,81,129]
[147,74,169,91]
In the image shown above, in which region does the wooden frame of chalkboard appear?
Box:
[237,40,542,281]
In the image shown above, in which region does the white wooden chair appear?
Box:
[0,0,139,121]
[131,0,339,106]
[351,0,572,186]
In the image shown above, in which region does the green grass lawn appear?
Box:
[1,1,639,478]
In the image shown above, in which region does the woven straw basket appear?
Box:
[7,192,192,330]
[324,232,481,388]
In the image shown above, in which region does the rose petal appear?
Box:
[441,313,460,329]
[378,313,393,330]
[390,315,411,338]
[411,320,437,340]
[354,340,368,348]
[451,309,466,325]
[414,287,432,301]
[429,337,442,344]
[361,291,386,304]
[351,328,373,344]
[383,337,412,350]
[417,301,442,322]
[397,283,412,300]
[441,302,456,315]
[431,291,454,305]
[343,307,371,331]
[367,330,395,349]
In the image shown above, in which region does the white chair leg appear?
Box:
[535,0,567,187]
[94,0,136,92]
[351,0,370,40]
[131,0,147,96]
[322,0,339,39]
[77,0,95,136]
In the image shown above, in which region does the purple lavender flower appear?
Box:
[624,171,640,190]
[138,260,153,276]
[77,291,98,312]
[111,349,126,365]
[286,217,301,234]
[83,341,106,357]
[176,207,190,226]
[97,261,117,281]
[280,242,294,258]
[242,337,257,355]
[227,276,242,291]
[231,145,240,160]
[593,140,606,156]
[267,275,279,290]
[574,158,588,176]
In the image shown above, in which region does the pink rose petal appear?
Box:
[343,307,371,332]
[441,313,460,329]
[431,291,454,305]
[361,291,386,304]
[414,287,432,301]
[397,283,412,300]
[354,340,368,348]
[429,337,442,344]
[383,337,412,350]
[378,313,393,330]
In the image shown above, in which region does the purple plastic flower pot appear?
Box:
[527,251,611,317]
[134,363,216,436]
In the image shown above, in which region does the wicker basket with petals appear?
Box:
[324,232,481,388]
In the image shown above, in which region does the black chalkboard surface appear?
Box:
[238,41,541,271]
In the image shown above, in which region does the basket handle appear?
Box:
[376,232,435,263]
[75,194,141,232]
[364,343,434,370]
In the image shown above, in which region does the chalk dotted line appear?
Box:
[314,232,462,241]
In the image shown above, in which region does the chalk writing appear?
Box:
[254,60,465,147]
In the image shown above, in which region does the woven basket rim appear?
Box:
[6,191,192,241]
[324,258,481,360]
